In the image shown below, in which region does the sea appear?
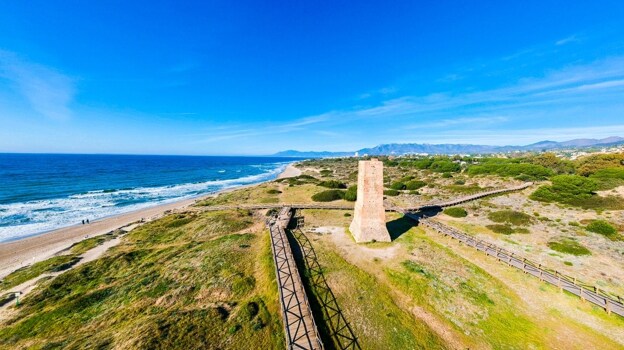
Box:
[0,154,301,242]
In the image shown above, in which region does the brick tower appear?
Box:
[349,158,391,243]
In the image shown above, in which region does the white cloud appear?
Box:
[0,50,76,121]
[556,35,580,46]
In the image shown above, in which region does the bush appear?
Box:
[486,224,515,235]
[320,169,333,176]
[487,210,533,226]
[454,179,465,185]
[547,238,591,256]
[443,207,467,218]
[586,220,619,239]
[441,172,453,178]
[318,180,347,189]
[529,175,599,207]
[430,160,461,173]
[575,153,624,176]
[266,189,281,194]
[390,182,407,190]
[405,180,426,190]
[383,189,400,196]
[311,190,345,202]
[344,185,357,201]
[467,160,553,180]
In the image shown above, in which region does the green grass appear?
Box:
[547,238,591,256]
[386,231,547,349]
[0,210,283,349]
[0,255,82,291]
[487,210,533,226]
[69,231,119,255]
[443,207,467,218]
[304,240,447,349]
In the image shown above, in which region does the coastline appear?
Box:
[0,162,301,278]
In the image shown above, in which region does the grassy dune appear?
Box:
[0,210,283,349]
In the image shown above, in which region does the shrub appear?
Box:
[383,189,400,196]
[441,172,453,178]
[586,220,619,239]
[575,153,624,176]
[405,180,426,190]
[467,160,553,180]
[311,190,345,202]
[443,207,467,218]
[486,224,515,235]
[454,179,465,185]
[547,238,591,256]
[529,175,598,207]
[344,185,357,201]
[390,182,406,190]
[430,160,461,173]
[487,210,533,226]
[318,180,347,189]
[266,189,281,194]
[320,169,333,176]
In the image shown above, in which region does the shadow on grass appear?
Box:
[287,214,361,350]
[386,216,414,240]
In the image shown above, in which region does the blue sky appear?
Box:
[1,1,624,155]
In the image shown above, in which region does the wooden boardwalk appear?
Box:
[401,182,534,212]
[267,207,323,350]
[411,216,624,317]
[197,182,533,214]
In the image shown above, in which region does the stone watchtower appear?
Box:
[349,158,391,243]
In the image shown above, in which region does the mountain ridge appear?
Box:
[272,136,624,158]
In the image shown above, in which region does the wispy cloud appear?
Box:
[556,34,580,46]
[195,55,624,147]
[0,50,76,121]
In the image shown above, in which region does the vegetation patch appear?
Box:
[311,189,345,202]
[530,175,624,210]
[390,181,407,190]
[486,224,515,235]
[443,207,467,218]
[586,220,620,240]
[547,238,591,256]
[344,185,357,201]
[318,180,347,189]
[405,180,426,190]
[383,189,400,196]
[266,189,282,194]
[1,255,82,291]
[488,210,533,226]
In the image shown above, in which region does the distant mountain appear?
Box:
[272,150,352,158]
[271,136,624,158]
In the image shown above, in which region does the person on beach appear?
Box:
[86,219,90,224]
[82,220,85,225]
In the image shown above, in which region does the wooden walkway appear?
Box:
[401,182,534,212]
[197,182,534,214]
[410,216,624,317]
[267,207,323,350]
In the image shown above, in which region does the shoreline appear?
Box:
[0,163,301,278]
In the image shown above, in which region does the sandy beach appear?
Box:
[0,163,301,278]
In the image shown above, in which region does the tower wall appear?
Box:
[349,159,391,242]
